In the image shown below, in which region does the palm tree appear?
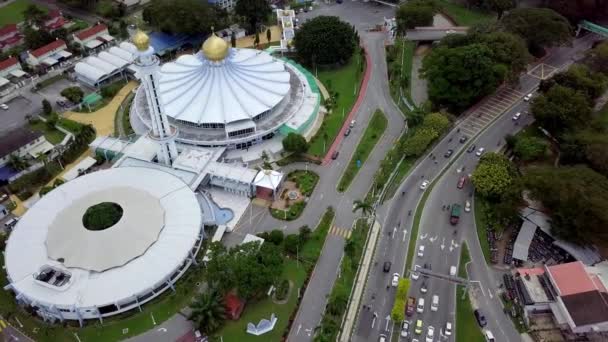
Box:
[352,199,373,217]
[189,289,226,335]
[8,154,29,171]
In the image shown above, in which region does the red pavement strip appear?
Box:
[321,45,373,166]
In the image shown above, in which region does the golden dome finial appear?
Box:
[202,29,229,62]
[132,30,150,51]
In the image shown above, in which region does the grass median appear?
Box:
[455,285,485,342]
[473,196,492,264]
[308,51,365,157]
[337,110,387,192]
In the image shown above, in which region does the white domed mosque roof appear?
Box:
[158,34,291,125]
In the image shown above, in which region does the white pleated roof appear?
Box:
[158,48,291,125]
[5,167,202,308]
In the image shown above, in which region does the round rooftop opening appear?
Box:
[82,202,124,231]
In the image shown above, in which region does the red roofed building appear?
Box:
[73,24,113,50]
[0,24,24,52]
[513,261,608,337]
[26,39,71,67]
[224,292,244,320]
[44,10,68,32]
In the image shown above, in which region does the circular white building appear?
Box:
[131,34,320,150]
[4,167,203,323]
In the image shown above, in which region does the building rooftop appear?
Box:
[0,127,42,159]
[31,39,66,58]
[561,291,608,327]
[75,23,107,40]
[547,261,599,296]
[0,56,18,71]
[0,24,18,37]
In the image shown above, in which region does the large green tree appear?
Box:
[422,43,505,111]
[294,16,357,66]
[142,0,225,35]
[513,136,548,162]
[531,84,592,138]
[479,31,529,79]
[395,0,438,33]
[587,41,608,74]
[539,64,607,100]
[471,153,517,200]
[523,165,608,245]
[235,0,271,33]
[501,8,572,54]
[282,133,308,154]
[402,127,438,157]
[189,289,226,335]
[484,0,515,18]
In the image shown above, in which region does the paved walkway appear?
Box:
[64,81,138,136]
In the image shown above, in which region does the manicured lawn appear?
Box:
[29,120,66,145]
[58,118,85,134]
[337,110,387,192]
[308,51,364,157]
[473,196,492,264]
[458,242,470,279]
[214,208,334,341]
[455,285,485,342]
[271,201,305,221]
[0,0,45,26]
[439,0,494,26]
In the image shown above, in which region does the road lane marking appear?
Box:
[402,230,407,242]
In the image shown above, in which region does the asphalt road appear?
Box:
[353,32,600,342]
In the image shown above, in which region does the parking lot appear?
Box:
[0,93,43,136]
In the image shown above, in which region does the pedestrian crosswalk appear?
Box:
[0,319,8,331]
[458,87,525,138]
[329,225,352,239]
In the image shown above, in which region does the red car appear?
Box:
[406,296,416,316]
[457,176,467,189]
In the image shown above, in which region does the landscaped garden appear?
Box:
[337,109,387,192]
[29,118,66,145]
[270,170,319,221]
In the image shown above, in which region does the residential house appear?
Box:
[44,10,69,32]
[73,24,113,51]
[0,24,24,52]
[0,126,54,169]
[0,57,24,97]
[26,39,72,68]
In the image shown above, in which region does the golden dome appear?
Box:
[132,30,150,51]
[202,33,229,61]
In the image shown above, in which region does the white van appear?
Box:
[4,217,18,229]
[484,330,495,342]
[431,295,439,311]
[417,298,425,313]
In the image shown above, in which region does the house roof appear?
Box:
[75,24,107,40]
[0,24,18,37]
[31,39,66,58]
[0,57,18,71]
[47,9,62,20]
[547,261,598,296]
[561,291,608,327]
[0,126,43,159]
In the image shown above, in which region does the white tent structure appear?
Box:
[4,167,204,324]
[74,43,136,87]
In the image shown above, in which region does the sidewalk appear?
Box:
[339,219,382,342]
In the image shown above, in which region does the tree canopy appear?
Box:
[587,41,608,75]
[471,152,517,200]
[422,43,504,111]
[189,289,226,334]
[294,16,357,66]
[523,166,608,245]
[142,0,226,35]
[539,64,607,101]
[395,0,439,33]
[235,0,271,33]
[501,8,572,54]
[513,136,548,162]
[531,84,592,138]
[282,133,308,154]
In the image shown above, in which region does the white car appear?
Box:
[475,147,485,157]
[465,200,471,212]
[420,180,430,190]
[0,103,8,110]
[426,325,435,342]
[445,322,453,336]
[524,93,533,101]
[512,112,522,120]
[449,266,457,276]
[411,265,421,280]
[420,280,428,293]
[391,272,400,287]
[401,320,411,337]
[417,298,425,313]
[418,245,425,257]
[431,295,439,312]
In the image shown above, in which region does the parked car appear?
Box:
[406,297,416,316]
[467,144,476,153]
[512,112,522,121]
[331,151,339,160]
[475,147,485,157]
[444,149,454,158]
[459,136,467,143]
[474,309,487,327]
[383,261,391,272]
[344,128,351,136]
[0,103,8,110]
[457,176,466,189]
[401,320,411,337]
[391,272,400,287]
[420,180,429,190]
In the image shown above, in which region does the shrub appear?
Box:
[267,229,285,245]
[275,279,289,300]
[284,234,300,255]
[60,86,84,103]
